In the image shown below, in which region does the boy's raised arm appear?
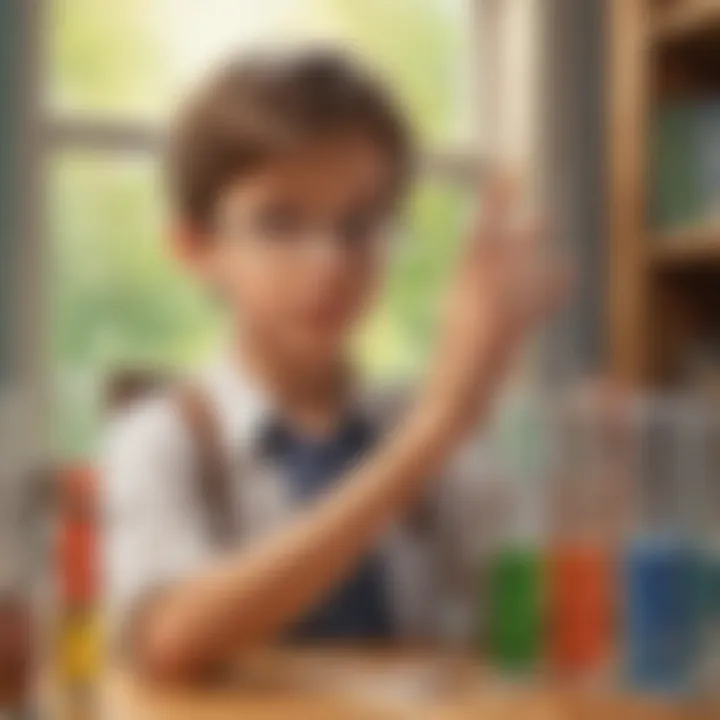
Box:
[127,180,567,683]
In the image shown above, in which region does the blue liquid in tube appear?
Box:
[625,533,700,694]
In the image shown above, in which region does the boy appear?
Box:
[104,49,564,683]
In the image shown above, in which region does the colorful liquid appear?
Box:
[57,606,101,697]
[697,547,720,691]
[487,545,543,674]
[624,535,701,694]
[548,544,614,677]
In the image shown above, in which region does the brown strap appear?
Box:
[175,385,237,548]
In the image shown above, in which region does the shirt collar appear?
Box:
[200,349,383,457]
[200,350,275,455]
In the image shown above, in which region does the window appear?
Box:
[48,0,493,458]
[50,0,483,145]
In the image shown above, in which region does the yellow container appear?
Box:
[56,607,102,690]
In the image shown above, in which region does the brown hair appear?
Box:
[166,49,414,232]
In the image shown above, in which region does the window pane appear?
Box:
[358,178,472,378]
[50,152,223,458]
[51,150,471,458]
[49,0,480,146]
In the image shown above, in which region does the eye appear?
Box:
[253,203,304,241]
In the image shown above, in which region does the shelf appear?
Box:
[650,225,720,267]
[652,0,720,44]
[609,1,720,384]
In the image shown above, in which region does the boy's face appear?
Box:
[182,134,397,365]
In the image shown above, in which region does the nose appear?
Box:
[303,232,354,271]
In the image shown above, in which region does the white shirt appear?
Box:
[102,353,502,645]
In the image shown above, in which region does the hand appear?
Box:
[421,173,569,442]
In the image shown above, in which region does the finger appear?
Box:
[486,213,544,301]
[502,249,572,332]
[465,169,526,268]
[505,211,544,259]
[477,167,524,235]
[529,254,575,324]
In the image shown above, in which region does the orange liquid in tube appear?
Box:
[548,384,629,681]
[549,543,614,676]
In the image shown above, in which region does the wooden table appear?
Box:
[101,648,718,720]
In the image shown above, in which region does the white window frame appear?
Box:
[22,0,542,455]
[41,0,500,185]
[40,0,545,195]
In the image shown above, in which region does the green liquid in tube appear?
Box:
[487,544,544,674]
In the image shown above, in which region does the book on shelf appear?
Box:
[650,101,720,238]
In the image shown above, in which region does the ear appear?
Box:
[169,219,211,269]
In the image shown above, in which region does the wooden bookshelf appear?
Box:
[651,226,720,267]
[608,0,720,386]
[653,0,720,42]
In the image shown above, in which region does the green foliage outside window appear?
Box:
[50,0,476,458]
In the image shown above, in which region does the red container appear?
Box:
[548,543,615,677]
[58,466,98,606]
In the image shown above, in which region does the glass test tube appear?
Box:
[548,395,620,684]
[485,394,547,677]
[691,403,720,697]
[624,397,701,696]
